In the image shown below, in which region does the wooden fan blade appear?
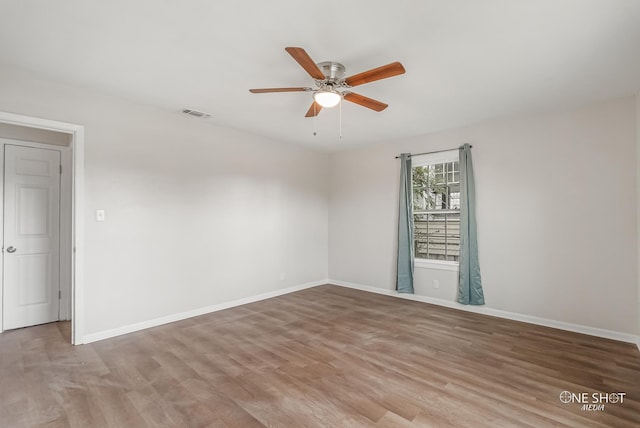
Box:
[305,101,322,117]
[285,47,326,80]
[343,92,388,112]
[249,87,309,93]
[344,62,406,87]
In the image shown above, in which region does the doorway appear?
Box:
[2,143,68,331]
[0,112,84,344]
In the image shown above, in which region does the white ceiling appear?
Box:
[1,0,639,152]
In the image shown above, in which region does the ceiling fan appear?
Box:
[250,47,406,117]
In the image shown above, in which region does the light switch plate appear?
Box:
[96,209,105,222]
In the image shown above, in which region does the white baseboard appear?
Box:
[330,279,640,345]
[81,280,328,344]
[80,279,640,347]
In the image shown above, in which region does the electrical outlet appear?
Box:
[433,279,440,289]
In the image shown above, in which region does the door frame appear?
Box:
[0,112,84,345]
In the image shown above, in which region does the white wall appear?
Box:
[1,64,637,340]
[0,67,329,338]
[329,97,638,335]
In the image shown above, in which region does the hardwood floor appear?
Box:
[1,285,639,427]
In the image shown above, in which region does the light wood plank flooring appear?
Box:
[1,285,639,427]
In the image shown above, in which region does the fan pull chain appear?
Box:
[313,102,317,136]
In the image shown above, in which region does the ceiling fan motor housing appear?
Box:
[317,61,346,85]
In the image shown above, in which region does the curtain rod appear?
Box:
[394,145,472,159]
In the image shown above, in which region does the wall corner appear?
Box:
[636,91,640,336]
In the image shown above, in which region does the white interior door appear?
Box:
[3,144,61,330]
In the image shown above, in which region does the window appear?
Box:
[412,150,460,262]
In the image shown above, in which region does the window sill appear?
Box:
[414,259,459,271]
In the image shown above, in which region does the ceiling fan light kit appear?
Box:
[314,90,341,108]
[249,47,405,118]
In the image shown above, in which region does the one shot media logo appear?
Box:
[559,391,626,411]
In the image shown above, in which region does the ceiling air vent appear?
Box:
[182,108,211,119]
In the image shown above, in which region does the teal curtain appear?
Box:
[457,144,484,305]
[396,153,414,293]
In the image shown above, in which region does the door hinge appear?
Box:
[60,164,62,174]
[59,290,62,299]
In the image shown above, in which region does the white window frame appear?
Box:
[412,149,460,271]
